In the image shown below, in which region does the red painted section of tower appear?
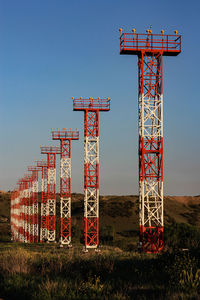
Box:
[73,98,110,111]
[120,32,181,56]
[84,217,99,246]
[140,226,164,253]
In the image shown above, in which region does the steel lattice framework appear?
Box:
[73,97,110,250]
[20,180,27,242]
[23,173,33,243]
[11,174,33,243]
[36,160,48,242]
[16,181,24,242]
[28,166,41,243]
[21,174,32,243]
[17,179,27,243]
[41,146,60,242]
[52,129,79,246]
[11,190,20,241]
[22,176,30,243]
[22,175,31,243]
[120,28,181,252]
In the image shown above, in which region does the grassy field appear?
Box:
[0,191,200,299]
[0,243,200,299]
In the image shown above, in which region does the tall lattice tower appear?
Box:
[16,179,24,242]
[28,166,40,243]
[73,97,110,251]
[41,146,60,242]
[120,28,181,253]
[10,190,20,241]
[24,174,33,243]
[36,160,48,242]
[51,128,79,247]
[21,176,31,243]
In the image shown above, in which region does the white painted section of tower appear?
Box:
[84,136,99,219]
[61,157,71,180]
[60,157,71,245]
[139,89,163,228]
[60,198,71,244]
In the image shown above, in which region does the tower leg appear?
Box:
[138,52,164,253]
[40,169,48,242]
[60,154,72,247]
[47,156,56,242]
[84,112,99,250]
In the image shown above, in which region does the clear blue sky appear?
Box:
[0,0,199,195]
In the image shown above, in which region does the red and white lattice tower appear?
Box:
[22,176,30,243]
[41,146,60,242]
[28,166,40,243]
[24,173,33,243]
[73,97,110,250]
[11,176,32,243]
[52,128,79,247]
[17,178,29,243]
[17,179,26,242]
[10,190,20,241]
[26,174,34,243]
[10,191,14,240]
[120,28,181,252]
[20,180,27,242]
[36,160,48,242]
[10,192,14,240]
[24,174,33,243]
[16,182,22,242]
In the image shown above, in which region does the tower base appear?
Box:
[84,217,99,248]
[140,226,164,253]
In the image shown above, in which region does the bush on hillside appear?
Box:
[165,222,200,250]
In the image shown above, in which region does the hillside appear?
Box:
[1,191,200,249]
[1,192,200,299]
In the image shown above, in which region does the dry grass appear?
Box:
[0,243,199,300]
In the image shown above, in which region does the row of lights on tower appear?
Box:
[50,128,79,131]
[119,27,178,36]
[39,127,79,149]
[72,97,109,100]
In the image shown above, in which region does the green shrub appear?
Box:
[179,267,200,292]
[100,225,114,245]
[165,223,200,250]
[167,252,200,293]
